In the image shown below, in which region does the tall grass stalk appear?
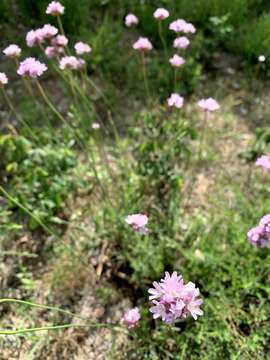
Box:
[158,21,168,60]
[1,88,38,141]
[140,52,151,104]
[0,185,56,237]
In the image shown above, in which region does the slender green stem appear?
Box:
[1,88,38,141]
[57,15,65,36]
[0,185,95,268]
[141,52,150,104]
[36,80,66,125]
[0,185,56,237]
[158,21,168,60]
[0,299,88,322]
[198,111,208,160]
[174,68,177,92]
[37,81,109,198]
[0,323,119,335]
[0,298,125,335]
[84,72,114,112]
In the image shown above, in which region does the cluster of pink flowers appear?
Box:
[125,213,149,234]
[153,8,169,21]
[125,14,139,27]
[51,34,68,47]
[0,72,8,85]
[167,93,184,108]
[45,46,64,59]
[255,155,270,170]
[248,214,270,248]
[17,57,47,78]
[59,56,85,70]
[122,308,140,328]
[133,37,153,52]
[198,98,220,112]
[169,54,185,67]
[169,19,196,34]
[149,272,203,323]
[26,24,58,47]
[173,36,190,50]
[45,35,68,59]
[3,44,21,59]
[46,1,65,16]
[74,42,92,55]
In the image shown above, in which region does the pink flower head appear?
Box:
[46,1,65,16]
[40,24,58,39]
[198,98,220,112]
[259,214,270,228]
[167,93,184,109]
[125,213,149,235]
[122,308,140,329]
[17,57,47,78]
[169,54,185,67]
[248,225,270,248]
[59,56,84,70]
[26,29,44,47]
[125,14,139,27]
[0,72,8,85]
[133,37,153,52]
[45,46,64,58]
[154,8,169,20]
[184,22,196,34]
[77,58,86,69]
[173,36,190,49]
[92,123,100,129]
[51,35,68,47]
[74,42,92,55]
[258,55,266,63]
[256,155,270,170]
[3,44,22,59]
[149,272,203,323]
[169,19,196,34]
[247,214,270,248]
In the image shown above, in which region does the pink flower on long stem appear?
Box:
[154,8,169,20]
[255,155,270,170]
[122,308,140,329]
[40,24,58,39]
[198,98,220,112]
[45,46,64,59]
[125,214,149,234]
[26,29,44,47]
[26,25,58,47]
[167,93,184,109]
[59,56,85,70]
[125,14,139,27]
[3,44,21,59]
[133,37,153,52]
[149,272,203,323]
[74,42,92,55]
[17,58,47,78]
[0,72,8,85]
[51,35,68,47]
[46,1,65,16]
[169,19,196,34]
[173,36,190,50]
[169,54,185,67]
